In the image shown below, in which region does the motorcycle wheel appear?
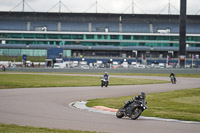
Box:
[104,81,107,87]
[130,108,142,120]
[116,107,124,118]
[101,82,104,87]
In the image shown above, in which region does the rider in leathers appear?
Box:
[122,92,146,110]
[103,72,109,85]
[170,73,176,84]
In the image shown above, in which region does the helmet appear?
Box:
[141,92,146,98]
[105,72,108,74]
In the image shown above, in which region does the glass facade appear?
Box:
[0,49,72,57]
[1,32,200,57]
[1,32,200,48]
[0,49,47,56]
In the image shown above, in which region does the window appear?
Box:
[97,35,102,39]
[61,35,71,39]
[139,43,145,46]
[86,35,94,39]
[47,34,58,39]
[134,36,144,40]
[72,34,83,39]
[146,36,156,40]
[104,35,108,39]
[123,35,131,40]
[36,34,47,39]
[9,49,21,56]
[23,34,34,38]
[8,34,22,38]
[110,35,119,40]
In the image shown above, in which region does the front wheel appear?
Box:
[130,108,142,120]
[101,81,104,87]
[116,107,124,118]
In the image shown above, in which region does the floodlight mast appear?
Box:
[179,0,187,68]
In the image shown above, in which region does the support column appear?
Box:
[179,0,187,68]
[88,22,92,32]
[119,16,122,33]
[27,21,31,31]
[58,22,61,32]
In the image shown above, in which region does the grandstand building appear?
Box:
[0,11,200,65]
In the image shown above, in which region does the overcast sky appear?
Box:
[0,0,199,14]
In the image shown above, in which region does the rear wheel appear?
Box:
[105,81,108,87]
[130,108,142,120]
[105,83,108,87]
[116,107,124,118]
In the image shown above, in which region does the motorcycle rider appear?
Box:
[101,72,109,87]
[122,92,146,110]
[116,92,147,120]
[135,92,146,100]
[103,72,109,84]
[170,73,176,84]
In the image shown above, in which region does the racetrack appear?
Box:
[0,73,200,133]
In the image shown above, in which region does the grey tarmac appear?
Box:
[0,73,200,133]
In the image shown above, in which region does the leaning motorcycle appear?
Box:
[170,76,176,84]
[116,92,147,120]
[101,77,108,87]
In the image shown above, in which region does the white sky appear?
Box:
[0,0,199,14]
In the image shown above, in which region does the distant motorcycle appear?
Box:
[116,92,147,120]
[170,73,176,84]
[170,76,176,84]
[101,77,109,87]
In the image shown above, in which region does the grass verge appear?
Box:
[1,72,200,78]
[87,88,200,122]
[0,74,168,89]
[0,123,104,133]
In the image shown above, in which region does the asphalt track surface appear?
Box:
[0,73,200,133]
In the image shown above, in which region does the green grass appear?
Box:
[2,72,200,78]
[87,88,200,122]
[47,73,200,78]
[0,123,104,133]
[0,74,168,89]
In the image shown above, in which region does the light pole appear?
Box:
[132,50,137,63]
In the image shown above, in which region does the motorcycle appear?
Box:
[101,76,109,87]
[116,92,147,120]
[170,76,176,84]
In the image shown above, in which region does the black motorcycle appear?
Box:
[101,77,109,87]
[170,73,176,84]
[170,76,176,84]
[116,92,147,120]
